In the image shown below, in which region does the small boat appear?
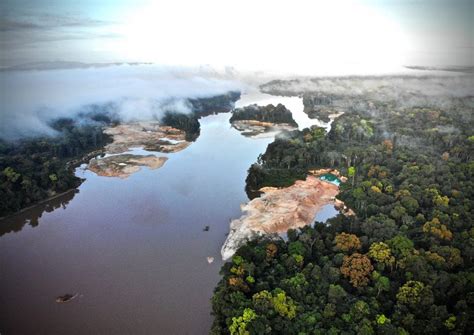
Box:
[56,293,78,303]
[203,225,210,232]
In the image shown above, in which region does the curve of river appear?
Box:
[0,91,337,334]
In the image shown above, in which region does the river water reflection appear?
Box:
[0,92,337,334]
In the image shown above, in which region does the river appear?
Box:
[0,91,336,334]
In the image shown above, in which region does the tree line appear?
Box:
[162,92,241,141]
[0,112,115,217]
[230,103,298,127]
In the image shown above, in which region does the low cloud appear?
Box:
[0,64,243,140]
[261,74,474,109]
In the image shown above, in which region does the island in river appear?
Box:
[230,103,298,137]
[88,154,168,178]
[88,121,191,178]
[103,122,190,154]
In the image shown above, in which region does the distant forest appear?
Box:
[230,103,298,127]
[163,91,240,141]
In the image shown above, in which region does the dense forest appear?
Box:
[302,93,345,122]
[230,103,298,127]
[190,91,241,117]
[212,87,474,333]
[0,112,115,217]
[162,92,241,140]
[161,112,201,141]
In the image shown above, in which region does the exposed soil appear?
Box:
[88,154,168,179]
[221,175,341,259]
[103,122,190,154]
[231,120,296,137]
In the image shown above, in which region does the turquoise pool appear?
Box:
[319,173,342,186]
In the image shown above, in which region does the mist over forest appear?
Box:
[0,64,241,140]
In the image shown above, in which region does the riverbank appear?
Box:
[88,154,168,178]
[231,120,296,137]
[0,144,106,219]
[87,122,192,178]
[103,122,190,154]
[221,174,342,260]
[0,188,77,222]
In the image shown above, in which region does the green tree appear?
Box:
[396,281,433,307]
[3,167,21,183]
[368,242,395,268]
[373,271,390,296]
[388,235,414,259]
[272,290,297,319]
[229,308,257,335]
[348,166,356,186]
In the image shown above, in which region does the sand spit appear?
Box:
[231,120,296,137]
[88,121,190,178]
[88,154,168,178]
[104,121,190,154]
[221,175,340,260]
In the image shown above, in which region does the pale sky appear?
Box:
[0,0,472,73]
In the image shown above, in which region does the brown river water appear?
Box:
[0,93,337,334]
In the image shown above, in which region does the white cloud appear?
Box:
[109,0,408,75]
[0,64,242,139]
